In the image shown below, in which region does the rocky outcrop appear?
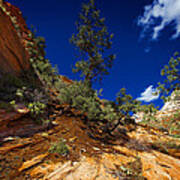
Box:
[32,148,180,180]
[0,1,30,76]
[161,90,180,111]
[133,90,180,123]
[0,101,179,180]
[157,90,180,119]
[0,107,180,180]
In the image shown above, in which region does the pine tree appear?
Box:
[70,0,115,86]
[158,52,180,101]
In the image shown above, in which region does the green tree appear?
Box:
[158,52,180,101]
[70,0,115,86]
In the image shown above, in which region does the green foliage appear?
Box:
[116,88,141,118]
[163,109,180,136]
[28,101,46,120]
[15,87,48,123]
[151,140,180,155]
[26,29,60,90]
[54,78,67,91]
[108,157,146,180]
[0,74,26,101]
[136,103,158,124]
[158,52,180,101]
[70,0,115,85]
[0,74,48,123]
[58,81,103,120]
[0,23,63,123]
[114,88,156,123]
[58,81,123,134]
[49,138,69,156]
[0,74,25,88]
[58,82,156,133]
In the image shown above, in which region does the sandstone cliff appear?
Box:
[0,0,30,76]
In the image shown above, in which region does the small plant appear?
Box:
[108,157,146,180]
[28,101,46,121]
[15,87,49,123]
[49,138,69,156]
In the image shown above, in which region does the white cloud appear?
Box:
[137,85,159,102]
[138,0,180,39]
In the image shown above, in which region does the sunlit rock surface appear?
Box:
[0,110,180,180]
[157,90,180,119]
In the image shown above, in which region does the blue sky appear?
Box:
[8,0,180,108]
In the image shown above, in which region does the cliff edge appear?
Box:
[0,0,30,76]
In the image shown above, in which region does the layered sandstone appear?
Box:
[0,0,30,76]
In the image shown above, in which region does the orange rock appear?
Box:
[168,149,180,158]
[42,153,135,180]
[40,128,180,180]
[0,2,30,75]
[140,150,180,180]
[0,104,29,127]
[30,161,63,178]
[59,75,73,84]
[18,153,48,172]
[0,141,32,154]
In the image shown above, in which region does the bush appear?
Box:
[58,81,120,133]
[49,138,69,156]
[57,82,156,134]
[15,87,49,123]
[58,81,102,120]
[54,78,67,91]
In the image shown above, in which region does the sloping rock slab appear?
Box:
[0,104,29,127]
[31,149,180,180]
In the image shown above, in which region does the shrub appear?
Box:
[54,78,67,91]
[57,82,156,134]
[15,87,49,123]
[49,138,69,156]
[58,81,102,120]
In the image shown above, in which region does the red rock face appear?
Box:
[0,1,30,75]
